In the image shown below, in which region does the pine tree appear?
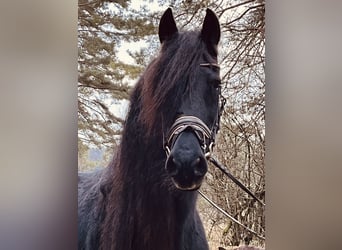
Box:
[78,0,157,149]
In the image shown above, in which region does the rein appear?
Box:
[208,156,266,207]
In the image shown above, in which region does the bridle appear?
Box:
[163,62,266,215]
[163,62,226,159]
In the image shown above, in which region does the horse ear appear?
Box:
[201,9,220,56]
[159,8,178,43]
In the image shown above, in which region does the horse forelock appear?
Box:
[139,31,207,135]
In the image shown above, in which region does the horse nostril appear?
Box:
[193,157,208,177]
[165,156,179,177]
[166,154,207,179]
[190,157,200,168]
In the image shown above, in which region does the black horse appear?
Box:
[78,8,221,250]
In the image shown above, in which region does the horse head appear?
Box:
[160,8,222,191]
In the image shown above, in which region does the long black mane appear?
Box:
[79,10,219,250]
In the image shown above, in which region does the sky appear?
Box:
[109,1,167,119]
[116,0,165,64]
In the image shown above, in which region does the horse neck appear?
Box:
[104,108,199,249]
[120,125,199,221]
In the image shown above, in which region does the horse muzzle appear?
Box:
[164,116,214,191]
[165,130,208,190]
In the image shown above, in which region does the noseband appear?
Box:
[164,115,214,158]
[163,62,225,159]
